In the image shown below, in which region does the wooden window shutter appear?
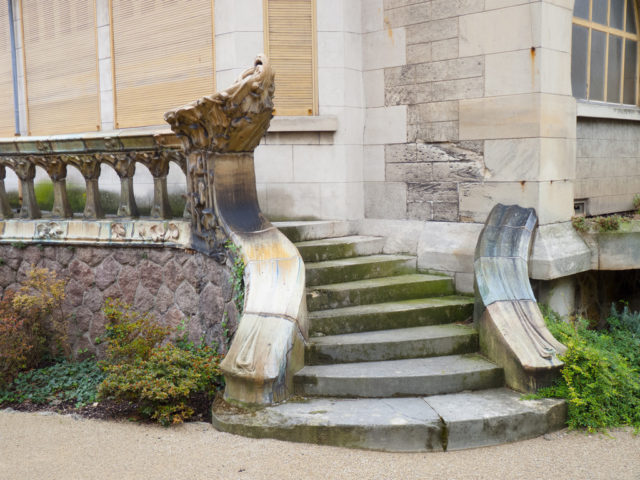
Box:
[264,0,317,116]
[0,5,15,136]
[111,0,215,129]
[21,0,100,135]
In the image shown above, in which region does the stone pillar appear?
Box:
[69,154,104,219]
[35,155,73,218]
[10,157,40,219]
[457,0,576,225]
[137,152,171,219]
[0,166,14,219]
[103,153,139,218]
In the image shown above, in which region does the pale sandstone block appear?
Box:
[363,29,407,70]
[431,77,483,101]
[432,202,459,221]
[416,57,484,83]
[364,182,408,219]
[320,182,365,219]
[255,145,294,183]
[409,121,459,143]
[417,221,483,272]
[485,50,538,97]
[318,68,346,107]
[293,146,349,183]
[418,142,481,162]
[408,182,458,203]
[432,38,459,61]
[540,48,572,96]
[432,161,483,182]
[386,162,433,182]
[537,180,574,224]
[364,145,386,181]
[384,0,425,10]
[386,143,418,163]
[364,106,408,145]
[318,32,347,68]
[539,3,572,53]
[265,183,321,219]
[385,2,432,28]
[407,201,433,221]
[345,33,363,71]
[317,0,344,31]
[386,84,431,105]
[408,101,459,124]
[455,273,475,294]
[364,69,385,108]
[540,94,576,139]
[343,0,363,33]
[363,0,384,33]
[406,17,458,44]
[459,5,534,57]
[384,65,416,86]
[407,43,432,64]
[320,106,365,145]
[484,0,529,10]
[431,0,484,20]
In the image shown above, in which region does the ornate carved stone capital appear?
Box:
[164,55,275,154]
[68,154,101,180]
[101,153,136,179]
[33,155,67,181]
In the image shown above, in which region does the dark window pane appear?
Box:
[590,29,607,100]
[607,35,623,101]
[626,0,637,32]
[572,24,590,99]
[611,0,624,28]
[574,0,590,19]
[623,38,637,103]
[593,0,608,24]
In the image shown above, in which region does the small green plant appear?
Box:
[225,241,245,314]
[534,306,640,432]
[0,359,104,407]
[97,300,223,425]
[571,216,589,233]
[10,242,26,250]
[594,215,621,232]
[633,194,640,214]
[0,267,68,387]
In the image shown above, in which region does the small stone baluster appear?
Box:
[69,154,104,219]
[138,152,171,219]
[36,156,73,218]
[0,166,13,219]
[103,153,139,218]
[12,157,41,219]
[170,151,190,219]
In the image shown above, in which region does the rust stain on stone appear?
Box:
[384,17,394,43]
[530,47,536,89]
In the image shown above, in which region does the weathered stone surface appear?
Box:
[102,283,123,303]
[182,257,199,287]
[140,260,163,295]
[0,264,16,288]
[113,248,138,265]
[68,259,94,288]
[117,265,139,304]
[22,246,42,266]
[88,311,107,345]
[163,259,186,292]
[148,249,174,266]
[133,284,155,313]
[56,247,75,266]
[84,287,104,313]
[175,280,198,315]
[77,247,110,267]
[156,284,174,314]
[163,305,185,329]
[94,256,121,290]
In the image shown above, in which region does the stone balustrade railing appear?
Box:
[0,130,186,221]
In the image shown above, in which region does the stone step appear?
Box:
[273,220,350,243]
[305,254,416,287]
[212,389,566,452]
[295,235,385,262]
[306,324,478,365]
[309,296,474,336]
[306,274,454,311]
[294,354,504,397]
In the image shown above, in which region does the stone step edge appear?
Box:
[211,389,567,453]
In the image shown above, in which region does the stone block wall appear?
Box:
[364,0,576,225]
[0,245,236,357]
[576,118,640,216]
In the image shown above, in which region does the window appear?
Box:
[21,0,100,135]
[264,0,317,116]
[111,0,215,128]
[572,0,640,105]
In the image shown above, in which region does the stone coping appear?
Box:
[577,99,640,123]
[0,219,191,248]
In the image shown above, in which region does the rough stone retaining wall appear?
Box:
[0,244,236,357]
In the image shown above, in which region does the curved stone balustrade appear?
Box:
[0,131,186,222]
[165,55,308,405]
[474,204,566,392]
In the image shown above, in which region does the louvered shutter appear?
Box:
[264,0,317,116]
[111,0,215,128]
[21,0,100,135]
[0,5,15,136]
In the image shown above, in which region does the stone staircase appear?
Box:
[212,221,566,452]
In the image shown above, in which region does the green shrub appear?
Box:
[594,215,622,232]
[169,192,187,218]
[97,300,223,425]
[536,307,640,431]
[571,216,588,233]
[0,267,69,387]
[0,359,104,407]
[5,190,19,210]
[34,181,54,211]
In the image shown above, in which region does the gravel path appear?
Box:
[1,409,639,480]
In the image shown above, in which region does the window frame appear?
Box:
[572,0,640,106]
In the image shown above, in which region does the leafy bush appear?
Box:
[0,359,104,407]
[97,300,223,425]
[536,307,640,431]
[594,215,622,232]
[0,267,68,387]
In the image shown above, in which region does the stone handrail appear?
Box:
[165,55,307,405]
[0,130,186,222]
[474,203,566,392]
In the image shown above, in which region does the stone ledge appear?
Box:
[577,99,640,123]
[0,219,192,248]
[268,115,338,132]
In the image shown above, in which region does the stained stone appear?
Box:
[139,260,163,295]
[162,259,185,291]
[77,247,110,267]
[94,256,121,290]
[0,264,16,288]
[175,280,198,315]
[83,287,103,313]
[133,284,154,313]
[68,259,94,288]
[117,265,140,304]
[155,284,174,314]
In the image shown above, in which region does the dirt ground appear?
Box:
[0,409,639,480]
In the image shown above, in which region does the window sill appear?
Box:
[576,100,640,122]
[268,115,338,133]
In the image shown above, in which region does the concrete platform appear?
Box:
[212,389,566,452]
